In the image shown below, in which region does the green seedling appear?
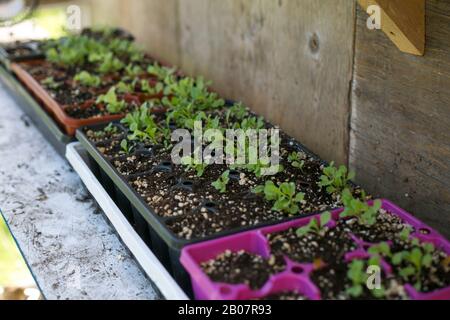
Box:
[121,104,162,144]
[42,77,61,89]
[141,79,164,96]
[399,225,414,241]
[181,156,208,177]
[288,152,305,171]
[92,123,118,139]
[97,52,124,74]
[104,123,117,134]
[163,76,225,112]
[74,71,101,87]
[120,139,133,154]
[391,242,436,291]
[296,211,332,237]
[246,161,284,178]
[116,81,134,94]
[368,242,392,259]
[107,38,143,61]
[96,87,126,114]
[170,107,208,131]
[47,35,107,67]
[212,171,230,193]
[346,259,385,299]
[340,189,382,226]
[319,162,355,194]
[225,102,248,123]
[125,64,143,77]
[234,116,265,131]
[147,63,175,80]
[253,181,305,215]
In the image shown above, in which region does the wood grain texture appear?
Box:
[118,0,181,66]
[358,0,425,55]
[84,0,123,26]
[86,0,356,165]
[177,0,355,165]
[350,1,450,238]
[85,0,181,66]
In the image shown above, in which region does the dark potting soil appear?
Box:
[84,126,124,144]
[7,47,33,57]
[310,262,408,300]
[201,250,286,290]
[338,209,410,244]
[65,104,106,119]
[113,153,160,176]
[167,196,287,240]
[85,111,366,240]
[96,139,134,159]
[267,224,357,264]
[65,101,139,119]
[389,247,450,294]
[53,88,94,106]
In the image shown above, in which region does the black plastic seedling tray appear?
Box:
[0,41,45,70]
[0,65,73,156]
[76,119,340,293]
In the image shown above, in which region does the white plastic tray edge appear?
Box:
[66,142,189,300]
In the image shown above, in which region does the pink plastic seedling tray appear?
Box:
[180,200,450,300]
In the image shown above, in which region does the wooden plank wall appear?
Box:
[351,0,450,238]
[86,0,356,165]
[85,0,450,237]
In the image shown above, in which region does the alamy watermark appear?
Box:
[366,4,381,30]
[66,4,82,31]
[367,265,382,290]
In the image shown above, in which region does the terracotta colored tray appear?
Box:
[11,60,164,136]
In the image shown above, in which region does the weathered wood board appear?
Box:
[357,0,425,55]
[86,0,355,165]
[350,1,450,238]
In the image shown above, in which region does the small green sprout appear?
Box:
[125,64,143,77]
[391,242,435,291]
[245,162,283,178]
[147,63,175,80]
[225,102,248,123]
[96,87,126,114]
[104,123,117,134]
[346,259,385,299]
[212,170,230,193]
[97,52,124,74]
[319,162,355,194]
[163,76,225,111]
[74,71,101,87]
[116,81,134,94]
[141,79,164,95]
[42,77,61,89]
[296,211,332,237]
[120,139,133,154]
[288,152,305,171]
[340,189,382,226]
[121,104,162,144]
[234,116,265,131]
[253,181,305,215]
[399,225,414,241]
[368,242,392,258]
[181,156,208,177]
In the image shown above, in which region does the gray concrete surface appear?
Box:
[0,83,159,300]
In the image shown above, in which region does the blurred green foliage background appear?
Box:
[0,213,39,299]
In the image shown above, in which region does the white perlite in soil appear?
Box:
[0,83,159,300]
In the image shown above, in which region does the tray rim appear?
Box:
[65,142,189,300]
